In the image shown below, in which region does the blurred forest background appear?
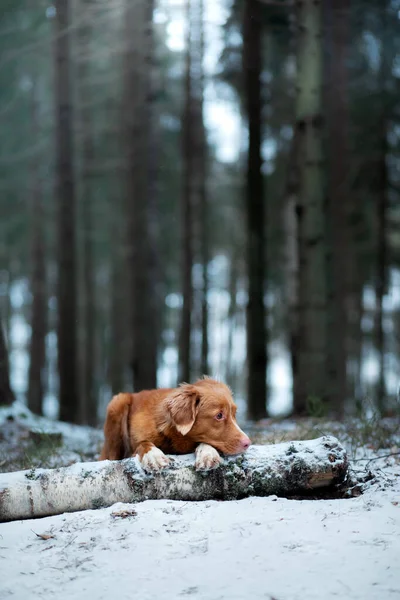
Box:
[1,0,400,426]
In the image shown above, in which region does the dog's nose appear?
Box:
[241,436,251,450]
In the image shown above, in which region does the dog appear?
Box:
[99,377,251,471]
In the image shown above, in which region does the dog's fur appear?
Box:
[99,378,251,471]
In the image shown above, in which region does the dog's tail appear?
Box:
[99,393,132,460]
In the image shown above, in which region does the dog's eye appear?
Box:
[215,412,224,421]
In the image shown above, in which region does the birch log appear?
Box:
[0,436,348,522]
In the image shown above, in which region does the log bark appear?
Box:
[0,436,348,522]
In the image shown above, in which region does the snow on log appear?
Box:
[0,436,348,522]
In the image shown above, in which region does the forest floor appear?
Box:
[0,402,399,600]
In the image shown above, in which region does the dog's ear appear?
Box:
[166,384,200,435]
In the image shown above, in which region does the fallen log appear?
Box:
[0,436,348,522]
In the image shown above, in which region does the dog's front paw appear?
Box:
[140,447,171,472]
[195,443,222,471]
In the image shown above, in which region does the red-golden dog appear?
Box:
[99,377,251,471]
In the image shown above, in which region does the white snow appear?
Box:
[1,448,399,598]
[1,404,400,599]
[0,401,103,464]
[1,481,399,600]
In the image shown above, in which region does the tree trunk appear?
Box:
[27,82,47,416]
[325,0,350,418]
[110,245,127,394]
[0,318,14,406]
[375,124,388,415]
[243,0,267,421]
[293,0,327,416]
[189,0,209,378]
[198,0,209,378]
[284,194,298,411]
[107,94,129,395]
[226,252,239,387]
[375,4,390,415]
[351,285,364,407]
[0,436,348,522]
[123,0,158,392]
[54,0,79,423]
[283,130,300,413]
[179,0,195,383]
[77,0,96,426]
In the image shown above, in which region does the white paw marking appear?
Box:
[140,447,171,472]
[195,443,222,471]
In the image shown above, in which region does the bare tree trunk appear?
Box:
[27,82,47,416]
[192,0,209,377]
[145,0,162,386]
[0,318,14,406]
[325,0,350,418]
[179,0,194,383]
[123,0,158,391]
[283,129,299,413]
[351,284,364,406]
[293,0,327,416]
[284,195,298,411]
[77,0,96,425]
[107,93,129,395]
[375,4,390,414]
[198,16,209,378]
[243,0,267,420]
[110,226,127,394]
[375,119,388,414]
[226,252,239,388]
[54,0,79,423]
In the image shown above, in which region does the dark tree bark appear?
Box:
[0,319,14,406]
[27,82,47,416]
[110,241,127,395]
[375,125,388,415]
[145,0,162,386]
[77,0,96,425]
[325,0,350,418]
[107,94,129,395]
[54,0,79,423]
[190,0,209,377]
[283,129,299,412]
[226,252,239,388]
[198,0,209,378]
[123,0,158,391]
[243,0,267,420]
[374,2,390,414]
[293,0,327,416]
[179,0,195,383]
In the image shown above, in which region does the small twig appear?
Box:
[352,451,400,464]
[63,535,78,549]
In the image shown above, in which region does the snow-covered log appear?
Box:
[0,436,348,522]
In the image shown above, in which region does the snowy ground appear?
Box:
[1,405,400,600]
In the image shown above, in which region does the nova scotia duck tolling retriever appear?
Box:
[99,377,251,471]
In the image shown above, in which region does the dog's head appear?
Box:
[165,378,251,455]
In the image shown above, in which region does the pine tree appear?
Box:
[243,0,267,420]
[293,0,327,415]
[54,0,79,422]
